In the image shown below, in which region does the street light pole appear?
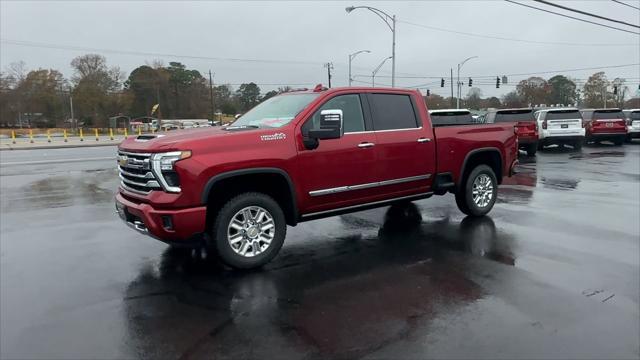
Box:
[456,56,478,109]
[346,6,397,87]
[348,50,371,86]
[372,56,392,87]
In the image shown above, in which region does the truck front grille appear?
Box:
[117,151,161,194]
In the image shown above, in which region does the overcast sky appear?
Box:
[1,0,639,98]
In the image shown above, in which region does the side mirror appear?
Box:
[308,109,343,140]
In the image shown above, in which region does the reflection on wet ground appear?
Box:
[0,169,115,212]
[121,204,515,358]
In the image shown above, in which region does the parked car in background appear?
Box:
[428,109,476,126]
[623,109,640,142]
[580,108,627,146]
[485,108,538,156]
[534,108,585,150]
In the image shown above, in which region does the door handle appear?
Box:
[417,138,432,143]
[358,142,375,148]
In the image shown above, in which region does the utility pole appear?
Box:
[69,95,75,131]
[450,68,454,108]
[209,70,215,120]
[325,62,334,88]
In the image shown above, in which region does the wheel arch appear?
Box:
[202,168,299,227]
[458,147,503,187]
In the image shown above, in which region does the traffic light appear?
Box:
[613,85,618,95]
[496,76,501,88]
[468,78,472,87]
[426,89,431,96]
[440,78,445,87]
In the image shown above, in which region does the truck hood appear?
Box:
[118,126,290,153]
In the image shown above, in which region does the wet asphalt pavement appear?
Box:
[1,144,639,359]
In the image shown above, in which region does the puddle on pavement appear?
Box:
[570,151,625,160]
[541,176,580,191]
[1,169,115,212]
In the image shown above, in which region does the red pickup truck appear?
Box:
[115,86,518,269]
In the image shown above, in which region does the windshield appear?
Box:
[230,93,319,128]
[494,110,534,122]
[593,110,624,120]
[547,110,581,120]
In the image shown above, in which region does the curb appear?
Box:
[0,142,121,151]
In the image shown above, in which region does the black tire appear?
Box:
[455,165,498,217]
[614,137,624,146]
[526,144,537,156]
[210,192,286,269]
[537,142,544,151]
[573,140,583,150]
[625,135,632,143]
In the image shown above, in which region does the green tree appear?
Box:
[261,90,279,102]
[516,77,550,106]
[236,83,261,111]
[16,69,67,127]
[70,54,125,127]
[502,91,525,108]
[582,72,612,108]
[465,87,483,110]
[483,97,501,109]
[547,75,577,106]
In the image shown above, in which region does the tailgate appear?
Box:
[548,118,581,131]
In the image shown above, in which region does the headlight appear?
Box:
[151,151,191,193]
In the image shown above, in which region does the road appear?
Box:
[1,144,639,359]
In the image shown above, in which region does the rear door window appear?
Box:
[593,110,625,120]
[547,110,582,120]
[494,110,534,122]
[430,111,474,126]
[631,111,640,120]
[368,94,419,130]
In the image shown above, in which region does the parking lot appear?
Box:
[0,143,639,359]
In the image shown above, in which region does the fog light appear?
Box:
[161,215,173,230]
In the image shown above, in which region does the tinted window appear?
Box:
[631,111,640,120]
[593,110,625,120]
[302,94,365,135]
[494,110,534,122]
[369,94,418,130]
[430,111,474,126]
[547,110,582,120]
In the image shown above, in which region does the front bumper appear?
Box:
[115,192,207,246]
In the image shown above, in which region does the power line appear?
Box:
[505,0,640,35]
[533,0,639,28]
[398,19,638,47]
[0,39,325,65]
[612,0,640,11]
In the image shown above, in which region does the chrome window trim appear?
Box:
[344,127,423,135]
[301,192,432,219]
[309,174,431,197]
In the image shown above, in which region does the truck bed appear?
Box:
[433,123,518,183]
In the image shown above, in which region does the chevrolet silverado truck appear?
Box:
[115,86,518,269]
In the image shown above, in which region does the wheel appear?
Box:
[573,140,583,150]
[526,144,537,156]
[211,192,286,269]
[625,135,632,143]
[614,137,624,146]
[537,142,544,151]
[455,165,498,217]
